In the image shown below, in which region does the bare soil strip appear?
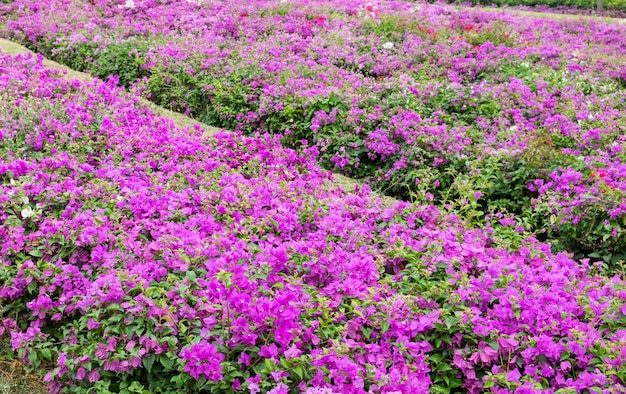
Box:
[457,5,626,23]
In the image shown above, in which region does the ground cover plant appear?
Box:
[1,0,626,393]
[2,0,625,266]
[2,50,626,393]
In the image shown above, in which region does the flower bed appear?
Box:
[1,50,626,393]
[2,0,626,261]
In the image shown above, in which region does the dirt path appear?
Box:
[457,5,626,23]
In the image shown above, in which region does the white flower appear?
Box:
[21,207,34,219]
[118,0,135,9]
[382,41,394,50]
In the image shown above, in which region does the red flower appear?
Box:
[590,169,607,179]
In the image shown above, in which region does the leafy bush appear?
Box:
[38,1,626,267]
[3,41,626,394]
[3,0,626,280]
[531,163,626,267]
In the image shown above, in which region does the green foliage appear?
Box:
[434,0,626,11]
[45,41,100,74]
[87,39,152,87]
[258,4,294,17]
[144,60,264,130]
[360,14,439,42]
[541,195,626,267]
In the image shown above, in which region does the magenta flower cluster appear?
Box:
[0,52,626,393]
[1,0,624,168]
[1,0,626,392]
[2,0,625,248]
[180,341,224,381]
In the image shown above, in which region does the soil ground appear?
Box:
[459,5,626,23]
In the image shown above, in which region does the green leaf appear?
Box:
[40,348,52,360]
[27,282,38,294]
[128,381,145,393]
[513,305,521,320]
[381,320,390,334]
[264,358,275,372]
[448,377,463,388]
[160,354,175,370]
[166,336,178,348]
[293,366,304,380]
[444,316,456,329]
[142,354,155,373]
[28,350,38,365]
[430,353,443,364]
[29,249,43,258]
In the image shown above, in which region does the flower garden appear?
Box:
[1,0,626,393]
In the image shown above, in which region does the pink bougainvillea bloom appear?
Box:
[88,369,100,383]
[86,319,100,330]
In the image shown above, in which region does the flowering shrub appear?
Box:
[3,0,626,262]
[2,52,626,393]
[2,0,626,390]
[531,157,626,266]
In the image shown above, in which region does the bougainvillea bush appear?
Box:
[2,0,625,263]
[2,51,626,393]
